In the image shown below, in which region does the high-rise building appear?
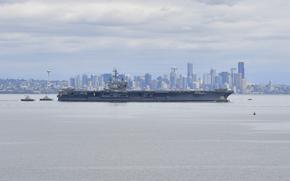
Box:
[219,72,230,85]
[156,76,163,90]
[230,68,236,90]
[210,69,216,89]
[202,73,210,85]
[102,73,112,83]
[82,74,88,88]
[187,63,193,88]
[75,75,81,89]
[69,77,76,88]
[187,63,193,78]
[238,62,245,79]
[170,67,177,89]
[234,73,242,92]
[90,74,98,88]
[145,73,152,89]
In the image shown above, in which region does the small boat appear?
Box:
[40,95,53,101]
[21,95,35,102]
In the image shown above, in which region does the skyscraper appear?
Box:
[219,72,230,85]
[187,63,193,78]
[90,74,98,88]
[102,73,112,84]
[75,75,81,89]
[230,68,236,90]
[210,69,217,89]
[69,77,76,88]
[82,74,88,88]
[170,67,177,89]
[187,63,193,88]
[238,62,245,79]
[145,73,152,89]
[234,72,242,93]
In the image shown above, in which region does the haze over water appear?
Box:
[0,95,290,181]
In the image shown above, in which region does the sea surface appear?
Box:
[0,94,290,181]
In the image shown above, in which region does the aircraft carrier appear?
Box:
[58,70,233,102]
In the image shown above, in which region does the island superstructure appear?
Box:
[57,69,233,102]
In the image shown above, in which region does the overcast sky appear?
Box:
[0,0,290,83]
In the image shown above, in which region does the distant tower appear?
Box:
[238,62,245,79]
[46,70,51,91]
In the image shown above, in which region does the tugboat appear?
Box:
[40,70,53,101]
[21,95,35,102]
[40,95,53,101]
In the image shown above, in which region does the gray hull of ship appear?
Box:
[58,90,233,102]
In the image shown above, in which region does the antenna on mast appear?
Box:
[47,70,51,91]
[113,68,118,80]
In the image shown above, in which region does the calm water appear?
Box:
[0,94,290,181]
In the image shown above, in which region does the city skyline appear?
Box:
[0,58,289,85]
[0,61,287,86]
[1,61,290,94]
[68,62,247,92]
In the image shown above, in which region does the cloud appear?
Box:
[197,0,242,6]
[0,0,288,52]
[0,0,290,82]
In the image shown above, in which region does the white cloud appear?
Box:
[0,0,290,82]
[0,0,289,53]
